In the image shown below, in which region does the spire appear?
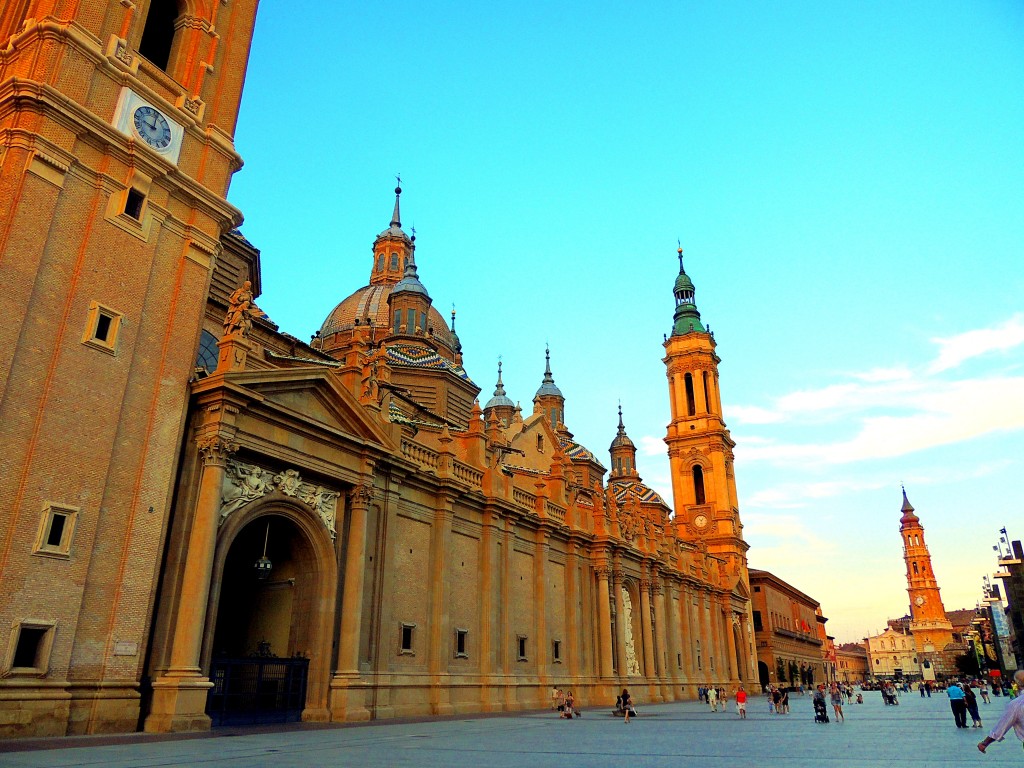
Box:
[449,305,462,354]
[483,359,515,414]
[609,402,638,478]
[391,176,402,229]
[900,485,919,525]
[535,345,564,399]
[670,242,705,336]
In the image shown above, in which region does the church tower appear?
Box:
[900,489,956,675]
[0,2,261,736]
[662,245,747,569]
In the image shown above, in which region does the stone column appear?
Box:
[739,615,754,683]
[723,602,739,685]
[653,577,670,701]
[665,580,682,686]
[330,483,374,722]
[427,493,454,715]
[565,541,579,679]
[639,579,656,680]
[696,591,711,683]
[478,507,496,680]
[613,572,628,678]
[533,528,549,695]
[500,519,514,710]
[145,434,236,733]
[596,565,614,679]
[678,585,695,681]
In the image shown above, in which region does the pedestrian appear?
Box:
[978,670,1024,755]
[621,688,633,723]
[980,682,990,704]
[947,680,969,729]
[964,683,983,729]
[767,686,776,715]
[920,682,926,698]
[830,682,845,723]
[735,685,747,719]
[708,684,719,712]
[556,687,565,714]
[562,691,575,719]
[551,684,560,710]
[780,688,790,715]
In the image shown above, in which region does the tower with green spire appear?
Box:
[671,243,705,335]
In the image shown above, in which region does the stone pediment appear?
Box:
[209,368,396,449]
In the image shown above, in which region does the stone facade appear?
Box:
[0,4,755,737]
[749,569,830,690]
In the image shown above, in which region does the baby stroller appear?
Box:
[813,696,830,723]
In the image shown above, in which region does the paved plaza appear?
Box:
[1,690,1021,767]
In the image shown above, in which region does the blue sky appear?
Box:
[228,2,1024,642]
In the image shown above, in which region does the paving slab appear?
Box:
[1,690,1020,767]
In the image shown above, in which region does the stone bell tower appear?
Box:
[662,245,748,568]
[0,1,261,736]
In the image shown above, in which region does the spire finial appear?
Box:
[677,239,684,271]
[450,304,456,331]
[494,359,507,396]
[544,344,552,377]
[390,175,402,228]
[617,402,625,433]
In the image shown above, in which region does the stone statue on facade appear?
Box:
[223,280,266,338]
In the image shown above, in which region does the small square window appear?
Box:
[4,622,55,676]
[34,503,78,558]
[517,635,528,661]
[81,301,122,354]
[552,639,561,663]
[124,188,145,220]
[454,628,468,659]
[399,623,415,655]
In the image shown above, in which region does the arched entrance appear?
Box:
[203,502,337,725]
[758,660,770,690]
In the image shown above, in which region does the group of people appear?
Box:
[764,685,791,715]
[697,685,728,712]
[549,686,579,719]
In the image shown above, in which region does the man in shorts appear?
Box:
[735,686,747,719]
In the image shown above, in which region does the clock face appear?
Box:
[694,514,708,529]
[914,596,925,607]
[133,105,172,149]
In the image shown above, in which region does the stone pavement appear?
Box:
[1,690,1021,767]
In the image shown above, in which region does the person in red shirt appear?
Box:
[735,686,748,719]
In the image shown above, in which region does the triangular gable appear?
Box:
[731,574,751,600]
[505,411,565,474]
[211,367,396,449]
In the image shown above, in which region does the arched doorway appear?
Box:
[203,503,337,725]
[758,660,770,690]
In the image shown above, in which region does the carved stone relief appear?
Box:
[220,458,339,539]
[621,587,642,676]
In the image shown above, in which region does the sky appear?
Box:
[226,2,1024,644]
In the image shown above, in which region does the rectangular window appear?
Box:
[393,310,401,334]
[454,628,468,658]
[406,308,415,333]
[124,188,145,220]
[34,503,78,558]
[677,652,682,670]
[81,301,122,354]
[5,622,55,676]
[753,610,763,632]
[399,623,415,655]
[517,635,527,661]
[552,639,561,663]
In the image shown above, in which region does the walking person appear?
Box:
[947,680,969,728]
[707,684,719,712]
[964,683,983,728]
[735,685,747,719]
[621,688,633,723]
[830,682,845,723]
[978,670,1024,754]
[980,682,991,704]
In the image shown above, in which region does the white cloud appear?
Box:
[851,366,913,383]
[726,405,784,424]
[929,314,1024,373]
[637,435,665,456]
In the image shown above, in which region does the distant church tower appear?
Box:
[0,3,260,736]
[900,489,956,677]
[662,246,748,571]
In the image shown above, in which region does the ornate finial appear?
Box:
[450,304,456,330]
[494,360,507,396]
[677,239,684,270]
[390,177,402,228]
[410,225,416,243]
[617,402,624,430]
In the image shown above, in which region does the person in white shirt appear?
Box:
[978,670,1024,754]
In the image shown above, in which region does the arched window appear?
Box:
[693,465,705,505]
[139,0,181,71]
[702,370,711,413]
[390,253,398,269]
[912,562,918,575]
[377,254,384,271]
[193,329,218,377]
[684,373,696,416]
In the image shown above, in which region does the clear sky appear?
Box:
[227,1,1024,643]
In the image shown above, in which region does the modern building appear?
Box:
[748,569,829,690]
[0,5,757,737]
[993,536,1023,670]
